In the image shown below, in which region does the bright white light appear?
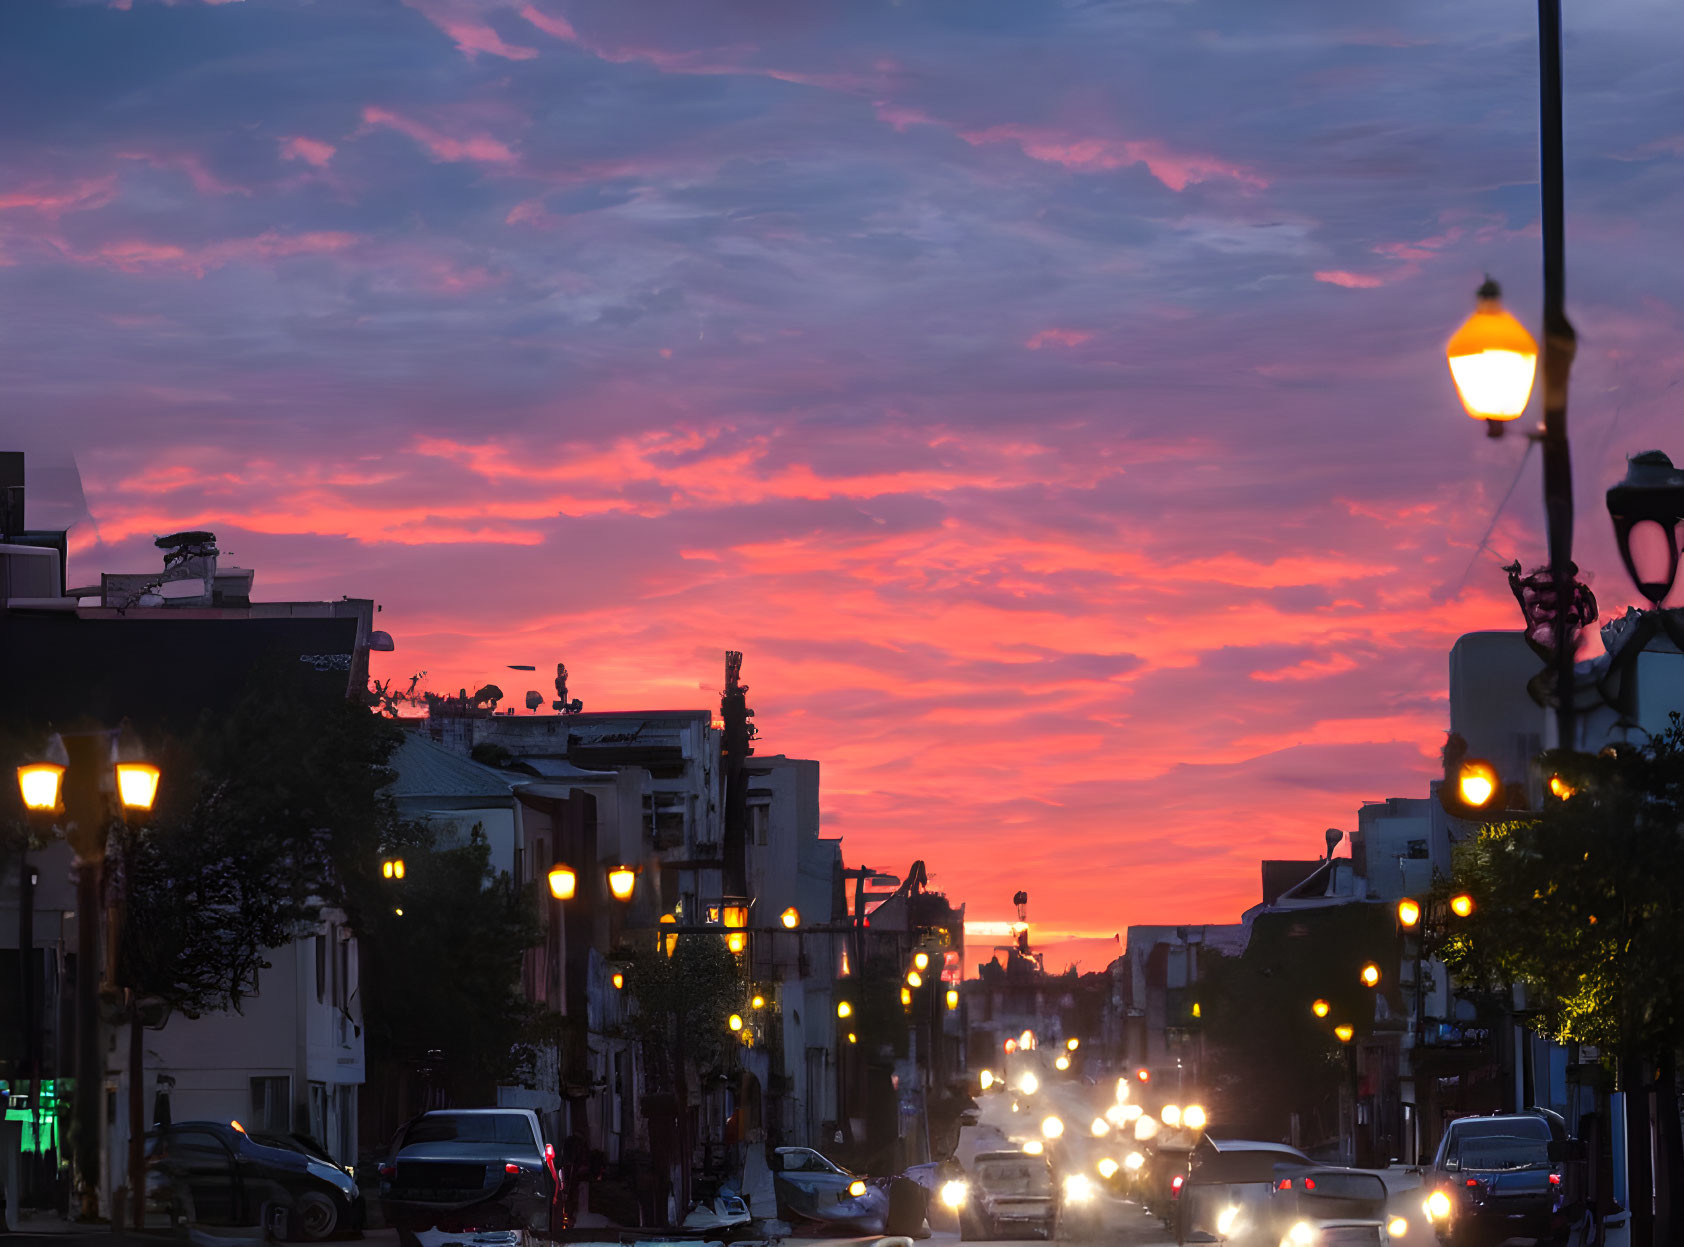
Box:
[1018,1071,1039,1096]
[1022,1140,1044,1156]
[940,1181,968,1210]
[1133,1115,1159,1141]
[1115,1077,1130,1104]
[1062,1174,1094,1205]
[1123,1152,1144,1172]
[1122,1104,1143,1122]
[1054,1055,1070,1071]
[1289,1222,1316,1246]
[1218,1207,1241,1237]
[979,1070,995,1091]
[1161,1104,1182,1127]
[1096,1158,1119,1180]
[1449,350,1536,419]
[1425,1191,1451,1221]
[1183,1105,1207,1131]
[1387,1218,1408,1239]
[1090,1117,1109,1137]
[1041,1115,1063,1139]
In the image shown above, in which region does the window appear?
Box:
[309,1082,328,1147]
[749,804,770,847]
[651,792,686,849]
[250,1077,291,1132]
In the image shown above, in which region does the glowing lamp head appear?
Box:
[751,994,766,1009]
[1549,774,1576,800]
[607,866,637,900]
[912,951,930,972]
[1334,1024,1355,1043]
[846,1031,857,1044]
[17,762,64,813]
[939,1180,968,1210]
[1161,1104,1182,1127]
[1004,1039,1017,1054]
[1091,1117,1110,1137]
[1062,1174,1093,1204]
[946,988,959,1010]
[1123,1152,1144,1172]
[1360,962,1381,988]
[900,986,912,1007]
[1183,1105,1207,1131]
[1135,1068,1150,1083]
[837,1000,853,1019]
[780,906,800,929]
[728,1013,744,1032]
[1041,1115,1063,1139]
[726,931,748,954]
[1097,1157,1119,1179]
[1451,893,1476,918]
[906,970,923,989]
[1066,1037,1079,1051]
[1054,1055,1070,1071]
[611,972,624,990]
[1456,759,1500,809]
[1397,898,1421,928]
[1446,278,1539,427]
[547,864,577,900]
[1018,1071,1039,1096]
[1312,999,1331,1019]
[115,762,160,812]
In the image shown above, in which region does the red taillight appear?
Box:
[379,1164,394,1178]
[506,1163,521,1174]
[1276,1179,1292,1191]
[545,1143,555,1160]
[1549,1173,1562,1186]
[1304,1178,1316,1191]
[1465,1178,1480,1187]
[1171,1175,1184,1194]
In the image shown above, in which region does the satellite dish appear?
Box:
[525,691,543,711]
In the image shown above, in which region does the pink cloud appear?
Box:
[279,136,336,168]
[1314,269,1387,289]
[360,106,517,164]
[0,175,119,218]
[1025,328,1093,350]
[117,150,248,196]
[517,3,577,40]
[72,229,356,276]
[402,0,537,60]
[504,198,554,227]
[874,102,937,133]
[961,124,1267,192]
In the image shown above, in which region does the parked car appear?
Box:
[1422,1113,1563,1247]
[956,1149,1058,1241]
[771,1146,889,1233]
[379,1109,561,1247]
[1174,1137,1312,1246]
[145,1120,363,1241]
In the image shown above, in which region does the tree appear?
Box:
[1441,726,1684,1063]
[358,826,540,1103]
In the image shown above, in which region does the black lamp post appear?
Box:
[1606,451,1684,606]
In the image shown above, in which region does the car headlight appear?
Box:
[1123,1151,1144,1172]
[1062,1174,1094,1204]
[848,1180,867,1198]
[1425,1190,1452,1221]
[1287,1221,1316,1246]
[1387,1217,1409,1238]
[1096,1158,1119,1180]
[1217,1206,1241,1237]
[940,1180,969,1210]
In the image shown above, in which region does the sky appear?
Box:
[5,0,1684,972]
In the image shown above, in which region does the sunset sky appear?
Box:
[6,0,1684,970]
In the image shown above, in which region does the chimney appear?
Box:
[0,452,23,541]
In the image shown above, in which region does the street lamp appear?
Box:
[1054,1054,1070,1071]
[17,760,65,813]
[912,951,930,972]
[607,866,637,901]
[547,863,576,900]
[945,988,959,1010]
[382,857,407,881]
[1606,450,1684,604]
[906,970,923,989]
[1041,1115,1063,1139]
[1161,1105,1182,1127]
[1446,278,1539,434]
[728,1013,744,1032]
[1018,1071,1039,1096]
[837,1000,853,1019]
[780,906,800,929]
[1066,1037,1079,1051]
[1334,1025,1355,1044]
[1455,759,1500,809]
[1450,893,1476,919]
[1312,999,1331,1019]
[115,762,160,812]
[1360,963,1381,988]
[1397,898,1422,929]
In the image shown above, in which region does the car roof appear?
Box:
[1205,1138,1312,1157]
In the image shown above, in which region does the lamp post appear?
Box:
[17,727,160,1220]
[1445,0,1577,754]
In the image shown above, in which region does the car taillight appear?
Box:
[1277,1179,1292,1190]
[506,1163,521,1174]
[1465,1178,1480,1187]
[1171,1175,1184,1194]
[379,1164,394,1178]
[546,1143,555,1161]
[1549,1173,1562,1186]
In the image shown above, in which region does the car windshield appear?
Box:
[1458,1139,1550,1171]
[974,1160,1052,1196]
[405,1114,535,1149]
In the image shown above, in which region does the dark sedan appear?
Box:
[146,1120,363,1240]
[1424,1115,1562,1247]
[379,1109,561,1247]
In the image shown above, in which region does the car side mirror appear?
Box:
[1443,1157,1459,1172]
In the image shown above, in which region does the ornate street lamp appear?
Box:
[1447,278,1539,435]
[779,906,800,929]
[1397,898,1422,929]
[607,866,637,901]
[547,864,576,900]
[1606,450,1684,604]
[1334,1025,1355,1044]
[17,760,66,813]
[115,762,160,812]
